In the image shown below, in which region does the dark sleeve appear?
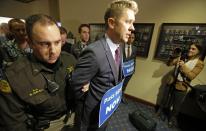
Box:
[0,47,4,68]
[133,46,138,72]
[65,54,77,111]
[71,49,99,100]
[70,44,79,59]
[0,80,28,131]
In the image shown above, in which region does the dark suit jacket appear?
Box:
[123,43,138,70]
[122,43,138,91]
[71,37,123,128]
[62,42,72,54]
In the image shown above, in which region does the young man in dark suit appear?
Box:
[71,0,138,130]
[71,24,90,59]
[122,31,138,104]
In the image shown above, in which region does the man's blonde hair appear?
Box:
[104,0,138,28]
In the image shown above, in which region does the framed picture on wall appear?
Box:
[89,23,155,58]
[154,23,206,61]
[89,23,105,42]
[133,23,155,57]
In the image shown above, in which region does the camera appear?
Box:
[171,47,182,58]
[180,49,188,61]
[171,47,188,61]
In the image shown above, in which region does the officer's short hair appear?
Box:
[25,14,58,40]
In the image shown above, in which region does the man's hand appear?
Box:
[82,82,90,92]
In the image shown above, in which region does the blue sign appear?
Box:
[123,59,135,77]
[99,81,123,127]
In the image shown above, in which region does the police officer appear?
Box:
[0,14,76,131]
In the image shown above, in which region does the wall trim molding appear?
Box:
[125,93,155,107]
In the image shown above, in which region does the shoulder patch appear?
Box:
[67,66,74,73]
[0,80,12,93]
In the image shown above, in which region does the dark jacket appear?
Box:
[71,41,88,59]
[122,43,138,91]
[71,37,123,129]
[0,52,76,131]
[0,39,27,68]
[62,42,72,54]
[122,43,138,70]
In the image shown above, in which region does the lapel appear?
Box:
[119,44,124,81]
[123,43,126,60]
[131,45,135,56]
[100,37,119,84]
[127,44,136,59]
[123,43,132,61]
[131,45,137,58]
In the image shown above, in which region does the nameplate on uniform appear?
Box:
[123,59,134,77]
[99,81,123,127]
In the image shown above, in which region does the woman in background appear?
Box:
[163,42,204,128]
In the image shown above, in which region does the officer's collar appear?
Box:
[29,54,63,76]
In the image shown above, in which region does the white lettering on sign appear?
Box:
[104,94,115,104]
[105,96,121,115]
[115,87,121,95]
[126,66,134,73]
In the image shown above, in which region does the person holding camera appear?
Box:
[165,43,204,128]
